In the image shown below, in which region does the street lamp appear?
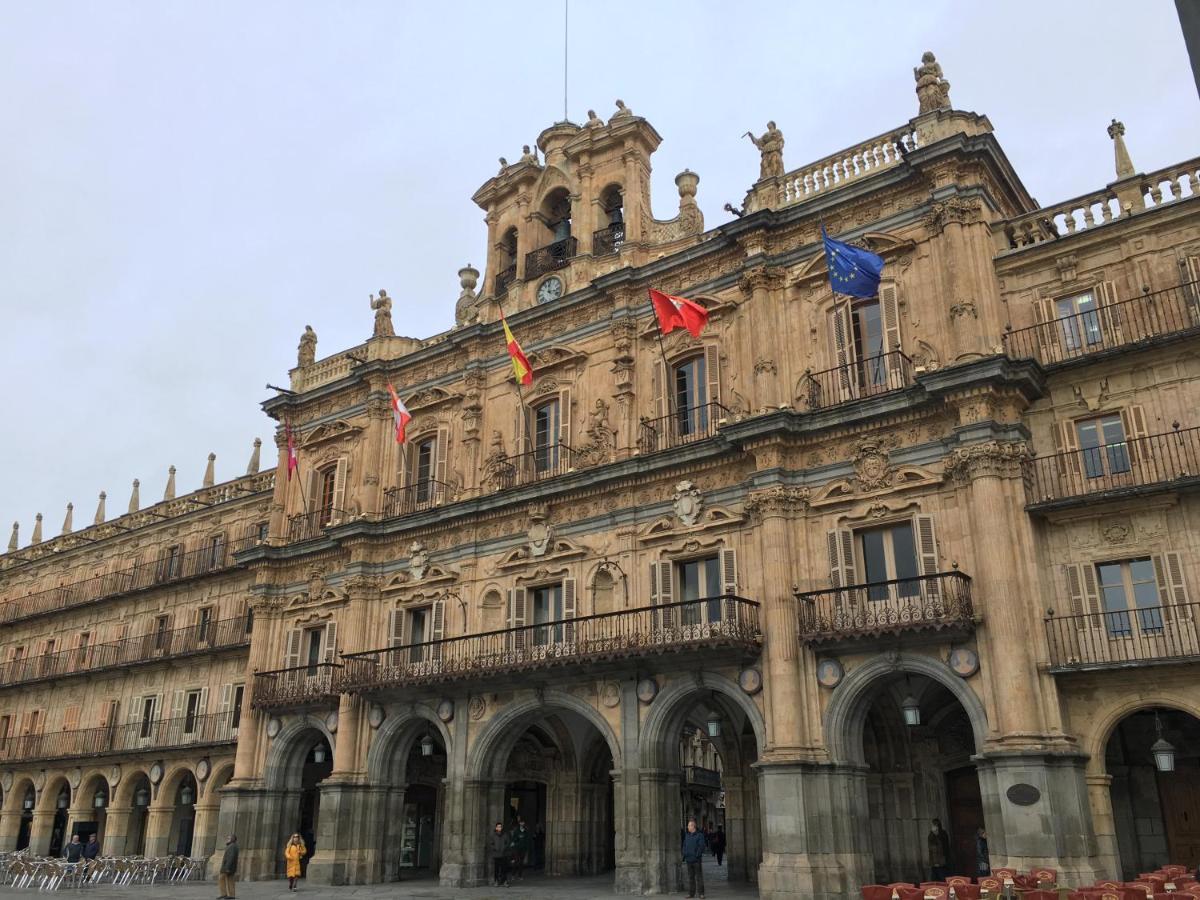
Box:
[420,734,435,757]
[93,790,107,809]
[312,743,327,764]
[1152,711,1176,773]
[706,716,721,738]
[134,787,150,807]
[180,783,195,805]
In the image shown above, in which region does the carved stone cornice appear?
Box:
[744,486,810,520]
[944,440,1031,484]
[345,574,383,600]
[365,397,392,420]
[922,196,983,235]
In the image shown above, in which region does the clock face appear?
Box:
[536,276,563,304]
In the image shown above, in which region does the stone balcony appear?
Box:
[251,663,342,711]
[0,711,239,765]
[338,596,761,694]
[796,571,974,645]
[1044,603,1200,672]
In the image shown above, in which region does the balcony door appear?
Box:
[414,437,436,504]
[678,556,722,629]
[827,515,940,612]
[857,522,921,600]
[673,356,709,438]
[829,282,901,401]
[533,400,561,473]
[1054,290,1105,351]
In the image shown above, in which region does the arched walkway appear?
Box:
[41,776,72,857]
[264,720,333,877]
[74,772,110,853]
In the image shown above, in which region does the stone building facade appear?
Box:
[1,55,1199,900]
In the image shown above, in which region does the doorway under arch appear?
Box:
[124,773,153,856]
[371,717,449,882]
[14,781,35,851]
[1105,706,1200,877]
[45,778,71,857]
[266,728,333,877]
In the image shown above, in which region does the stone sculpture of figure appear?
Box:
[298,325,317,367]
[914,51,951,114]
[519,144,539,166]
[612,99,632,119]
[585,109,603,128]
[489,429,506,458]
[371,289,395,338]
[498,156,508,171]
[587,399,614,444]
[745,121,785,181]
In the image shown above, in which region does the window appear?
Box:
[1096,558,1163,635]
[154,615,171,651]
[850,297,893,389]
[678,556,722,626]
[408,607,429,663]
[0,715,9,743]
[1076,414,1130,479]
[674,356,709,437]
[1055,290,1103,350]
[305,628,323,673]
[197,606,214,641]
[531,584,565,645]
[204,534,226,570]
[139,697,157,739]
[255,520,269,542]
[857,522,921,599]
[243,602,254,635]
[231,685,244,730]
[74,632,90,668]
[157,545,182,582]
[414,437,436,503]
[183,690,202,734]
[317,467,338,525]
[533,400,561,472]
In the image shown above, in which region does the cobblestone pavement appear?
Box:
[0,856,755,899]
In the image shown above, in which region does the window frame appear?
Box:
[1095,557,1163,636]
[673,355,709,437]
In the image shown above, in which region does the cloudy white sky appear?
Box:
[1,1,1197,542]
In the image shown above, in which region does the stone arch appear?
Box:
[1085,693,1200,776]
[206,762,235,799]
[638,671,767,769]
[5,776,36,813]
[823,651,989,766]
[112,768,152,809]
[39,774,72,813]
[364,705,453,784]
[263,714,335,791]
[155,763,196,808]
[466,690,621,781]
[78,771,109,811]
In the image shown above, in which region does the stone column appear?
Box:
[191,800,221,871]
[143,803,175,857]
[577,162,596,256]
[514,196,532,283]
[268,430,290,541]
[1087,773,1120,880]
[102,807,132,856]
[639,768,681,894]
[621,153,642,245]
[29,807,56,855]
[361,391,391,516]
[0,808,21,851]
[307,782,386,885]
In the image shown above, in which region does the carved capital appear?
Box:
[345,574,382,600]
[949,300,978,320]
[365,397,393,420]
[922,196,983,234]
[744,486,810,520]
[944,440,1031,483]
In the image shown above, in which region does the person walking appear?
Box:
[712,826,726,867]
[975,827,991,878]
[217,834,239,899]
[284,833,306,892]
[61,833,83,862]
[83,834,100,860]
[509,820,532,881]
[490,822,510,887]
[682,818,708,899]
[928,819,951,881]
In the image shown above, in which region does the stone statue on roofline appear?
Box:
[298,325,317,367]
[914,51,952,114]
[585,109,603,129]
[744,121,785,181]
[611,99,632,120]
[371,289,395,338]
[519,144,539,166]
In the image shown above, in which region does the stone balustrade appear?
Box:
[773,126,918,208]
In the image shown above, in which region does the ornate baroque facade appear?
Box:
[2,55,1199,900]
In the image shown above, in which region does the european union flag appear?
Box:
[822,226,884,298]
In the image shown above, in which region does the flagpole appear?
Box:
[654,327,677,443]
[288,419,309,516]
[495,298,534,463]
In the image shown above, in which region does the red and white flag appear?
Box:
[649,288,709,338]
[387,383,412,443]
[285,423,299,481]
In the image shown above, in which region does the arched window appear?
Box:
[497,227,518,294]
[595,185,625,255]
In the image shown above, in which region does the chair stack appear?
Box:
[862,862,1200,900]
[0,851,206,889]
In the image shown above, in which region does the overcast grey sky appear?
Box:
[1,1,1197,542]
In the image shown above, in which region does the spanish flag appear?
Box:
[502,316,533,386]
[386,383,412,443]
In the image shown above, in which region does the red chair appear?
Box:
[1024,892,1060,900]
[1068,892,1106,900]
[1031,868,1059,888]
[947,876,973,887]
[978,876,1003,894]
[922,887,949,900]
[952,884,982,900]
[1127,883,1157,898]
[862,885,894,900]
[1163,867,1189,877]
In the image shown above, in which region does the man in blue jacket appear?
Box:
[682,818,708,899]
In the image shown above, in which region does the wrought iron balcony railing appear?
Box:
[1045,602,1200,671]
[285,508,349,544]
[797,572,974,643]
[1027,425,1200,507]
[0,711,239,764]
[683,765,722,789]
[252,663,342,710]
[495,264,517,296]
[484,442,575,491]
[0,540,244,627]
[525,236,578,280]
[0,615,251,690]
[593,222,626,256]
[637,402,729,455]
[1003,282,1200,366]
[339,596,761,692]
[383,479,453,519]
[797,351,914,412]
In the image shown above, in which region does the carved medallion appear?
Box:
[109,765,122,786]
[325,711,339,734]
[948,647,979,678]
[469,695,486,721]
[854,440,893,492]
[368,705,385,729]
[636,677,659,703]
[1,771,12,792]
[69,768,82,790]
[600,682,621,708]
[529,521,552,558]
[436,699,455,722]
[149,762,164,785]
[738,668,763,695]
[816,659,844,688]
[409,542,429,580]
[673,481,703,527]
[196,758,211,782]
[266,717,282,738]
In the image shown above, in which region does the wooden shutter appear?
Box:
[880,281,902,353]
[387,609,406,647]
[218,684,232,715]
[127,696,143,725]
[827,529,857,588]
[1097,280,1122,346]
[719,548,738,596]
[306,467,320,516]
[330,458,348,523]
[1031,297,1056,362]
[656,560,676,628]
[1064,563,1103,618]
[197,687,209,716]
[704,344,721,409]
[507,588,528,651]
[1120,404,1150,469]
[652,358,665,420]
[62,706,81,732]
[322,621,338,663]
[284,628,302,669]
[170,690,185,721]
[1185,256,1200,322]
[515,403,529,456]
[399,438,412,488]
[1053,418,1083,487]
[435,426,450,499]
[430,598,446,661]
[829,303,857,401]
[562,578,577,642]
[99,699,119,729]
[1153,553,1191,624]
[558,389,572,452]
[915,515,940,601]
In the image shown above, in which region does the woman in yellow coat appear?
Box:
[284,833,306,892]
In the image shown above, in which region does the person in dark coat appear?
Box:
[62,834,83,862]
[83,834,100,860]
[218,834,239,899]
[508,821,532,880]
[682,818,708,899]
[712,826,726,867]
[928,818,951,881]
[489,822,509,887]
[975,827,990,877]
